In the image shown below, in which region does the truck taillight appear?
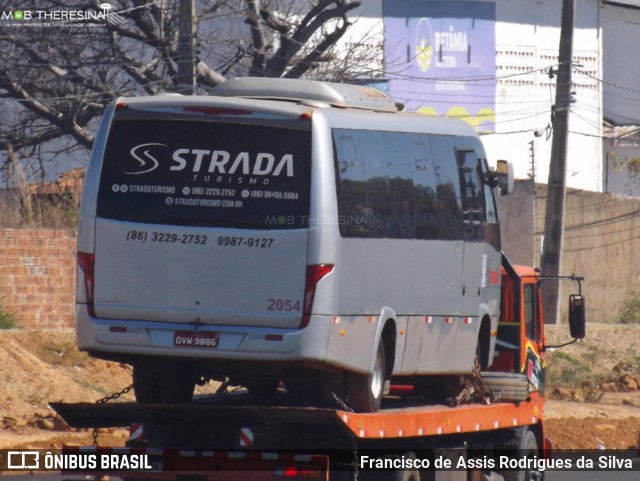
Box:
[282,465,323,478]
[77,252,95,317]
[301,264,334,328]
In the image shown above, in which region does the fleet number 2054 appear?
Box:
[267,299,301,311]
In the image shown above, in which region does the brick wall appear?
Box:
[0,229,76,328]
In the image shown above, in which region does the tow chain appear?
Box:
[96,384,134,404]
[331,392,353,412]
[215,378,233,395]
[92,384,134,446]
[447,359,496,407]
[470,362,497,405]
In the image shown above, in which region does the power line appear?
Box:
[574,65,640,95]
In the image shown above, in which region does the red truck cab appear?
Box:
[491,264,546,393]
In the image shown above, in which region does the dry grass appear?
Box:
[0,189,78,228]
[545,322,640,389]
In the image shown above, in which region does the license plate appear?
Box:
[173,330,219,349]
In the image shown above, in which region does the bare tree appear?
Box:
[0,0,366,185]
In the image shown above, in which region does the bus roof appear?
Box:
[115,78,479,138]
[212,77,400,112]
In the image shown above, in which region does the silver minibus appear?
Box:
[76,78,511,411]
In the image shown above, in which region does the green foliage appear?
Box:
[620,290,640,325]
[0,305,18,329]
[546,351,592,387]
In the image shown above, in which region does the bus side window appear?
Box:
[359,131,390,238]
[382,132,415,239]
[410,136,439,240]
[334,133,368,237]
[336,134,358,172]
[429,136,463,241]
[455,149,485,241]
[480,158,498,224]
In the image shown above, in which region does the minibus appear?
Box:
[76,78,512,412]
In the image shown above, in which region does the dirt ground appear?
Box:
[0,323,639,450]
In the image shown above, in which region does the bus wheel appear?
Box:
[160,363,196,404]
[346,341,386,412]
[133,362,162,404]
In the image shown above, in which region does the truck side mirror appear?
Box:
[495,160,514,196]
[569,294,586,339]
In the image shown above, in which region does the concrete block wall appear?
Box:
[536,185,640,324]
[500,180,640,324]
[0,229,76,328]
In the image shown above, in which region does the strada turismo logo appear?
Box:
[1,3,126,26]
[124,143,296,179]
[126,143,165,175]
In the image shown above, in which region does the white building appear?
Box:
[340,0,606,192]
[601,0,640,196]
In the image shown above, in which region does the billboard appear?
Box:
[383,0,496,132]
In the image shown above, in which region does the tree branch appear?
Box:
[245,0,270,76]
[285,15,350,79]
[0,69,94,148]
[266,0,360,77]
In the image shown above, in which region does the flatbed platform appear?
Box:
[51,391,543,449]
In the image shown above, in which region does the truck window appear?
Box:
[97,117,311,229]
[524,284,536,340]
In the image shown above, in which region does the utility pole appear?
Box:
[177,0,195,95]
[540,0,575,324]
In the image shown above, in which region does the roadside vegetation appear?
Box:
[620,289,640,325]
[544,324,640,402]
[0,301,18,329]
[0,186,79,228]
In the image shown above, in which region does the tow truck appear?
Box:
[51,255,586,481]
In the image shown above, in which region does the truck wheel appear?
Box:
[132,362,162,404]
[393,452,420,481]
[346,341,386,412]
[501,430,541,481]
[480,372,529,402]
[160,364,196,404]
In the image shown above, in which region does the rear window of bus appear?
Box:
[97,116,311,230]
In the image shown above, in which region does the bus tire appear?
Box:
[480,372,529,402]
[133,362,162,404]
[160,364,196,404]
[346,341,386,412]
